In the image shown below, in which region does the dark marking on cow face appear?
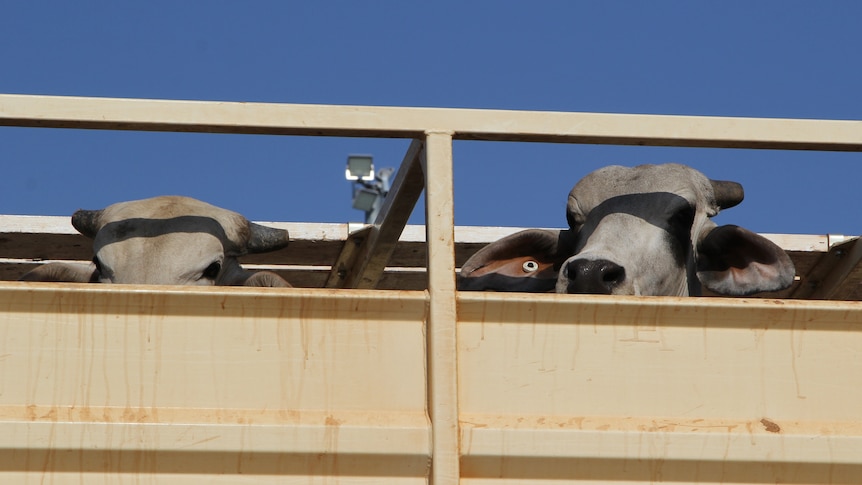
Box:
[107,220,137,241]
[95,216,237,250]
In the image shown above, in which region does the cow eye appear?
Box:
[522,260,539,273]
[202,261,222,280]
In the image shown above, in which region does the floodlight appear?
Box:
[351,188,379,212]
[345,155,375,181]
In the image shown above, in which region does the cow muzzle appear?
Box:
[558,258,626,294]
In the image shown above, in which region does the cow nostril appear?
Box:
[602,264,625,285]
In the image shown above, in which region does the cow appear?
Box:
[20,196,292,287]
[458,163,795,297]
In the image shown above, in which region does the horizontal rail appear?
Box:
[2,94,862,150]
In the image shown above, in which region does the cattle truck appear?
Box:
[0,94,860,484]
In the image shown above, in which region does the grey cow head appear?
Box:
[21,196,291,287]
[458,164,795,297]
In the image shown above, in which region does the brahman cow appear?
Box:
[458,163,795,296]
[21,196,291,287]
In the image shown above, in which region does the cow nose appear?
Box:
[564,259,626,294]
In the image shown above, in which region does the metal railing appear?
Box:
[2,94,862,484]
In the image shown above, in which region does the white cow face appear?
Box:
[458,164,795,297]
[21,196,292,287]
[91,217,232,285]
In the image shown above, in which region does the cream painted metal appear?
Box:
[1,94,862,483]
[458,293,862,484]
[0,283,431,483]
[1,284,860,483]
[423,132,461,483]
[2,93,862,150]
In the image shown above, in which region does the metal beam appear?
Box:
[2,93,862,150]
[329,140,426,289]
[423,131,459,485]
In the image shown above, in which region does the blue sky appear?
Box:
[1,2,860,236]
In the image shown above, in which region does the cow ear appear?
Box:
[19,262,99,283]
[241,270,292,287]
[458,229,574,292]
[696,225,795,295]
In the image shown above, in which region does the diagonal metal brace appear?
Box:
[324,139,426,289]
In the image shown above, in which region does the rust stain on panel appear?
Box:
[760,418,781,433]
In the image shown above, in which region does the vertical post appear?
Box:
[422,131,459,484]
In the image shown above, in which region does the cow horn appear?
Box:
[71,209,103,239]
[247,222,290,254]
[710,180,744,210]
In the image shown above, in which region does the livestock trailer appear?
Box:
[0,94,860,484]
